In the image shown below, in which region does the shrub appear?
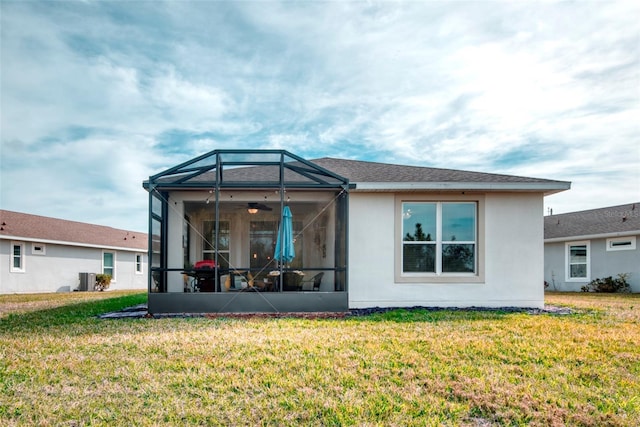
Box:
[95,274,112,291]
[581,273,631,293]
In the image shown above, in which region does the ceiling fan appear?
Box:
[246,202,272,214]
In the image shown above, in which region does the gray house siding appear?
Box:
[1,239,147,294]
[544,241,572,291]
[591,236,639,292]
[544,235,640,292]
[1,210,148,294]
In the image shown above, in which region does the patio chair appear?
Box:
[301,272,324,291]
[282,272,303,291]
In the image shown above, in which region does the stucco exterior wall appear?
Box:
[544,235,640,292]
[348,192,545,309]
[0,240,147,294]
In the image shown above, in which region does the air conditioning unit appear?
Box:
[78,273,96,291]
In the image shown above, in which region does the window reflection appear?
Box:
[402,202,477,274]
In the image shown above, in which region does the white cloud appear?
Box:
[149,68,230,130]
[1,0,638,229]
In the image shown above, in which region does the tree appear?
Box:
[404,223,431,241]
[403,223,434,272]
[442,244,474,272]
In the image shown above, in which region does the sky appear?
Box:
[1,0,639,232]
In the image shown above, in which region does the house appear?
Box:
[0,210,148,294]
[143,149,570,314]
[544,203,640,292]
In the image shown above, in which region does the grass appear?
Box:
[1,292,639,426]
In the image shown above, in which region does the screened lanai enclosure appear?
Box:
[143,150,350,313]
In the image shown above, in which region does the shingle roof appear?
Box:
[145,150,570,194]
[311,157,558,183]
[310,157,570,193]
[0,210,147,251]
[544,202,640,240]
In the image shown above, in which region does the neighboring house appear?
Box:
[0,210,148,294]
[143,149,570,313]
[544,203,640,292]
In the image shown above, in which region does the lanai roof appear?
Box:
[0,210,147,251]
[145,150,349,190]
[544,202,640,241]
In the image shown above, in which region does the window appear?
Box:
[401,202,477,275]
[250,221,277,271]
[203,220,230,269]
[250,220,304,270]
[566,241,589,281]
[135,253,143,274]
[32,243,46,255]
[103,251,115,280]
[606,236,636,251]
[10,242,25,272]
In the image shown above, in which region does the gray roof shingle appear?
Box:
[310,158,570,194]
[310,157,566,184]
[0,210,147,250]
[544,202,640,240]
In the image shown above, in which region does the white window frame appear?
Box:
[135,253,144,274]
[395,196,485,284]
[10,241,26,273]
[565,241,590,282]
[32,243,46,255]
[606,236,636,252]
[102,251,116,282]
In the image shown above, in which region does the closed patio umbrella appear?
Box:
[274,206,295,264]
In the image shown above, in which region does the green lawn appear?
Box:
[1,291,638,426]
